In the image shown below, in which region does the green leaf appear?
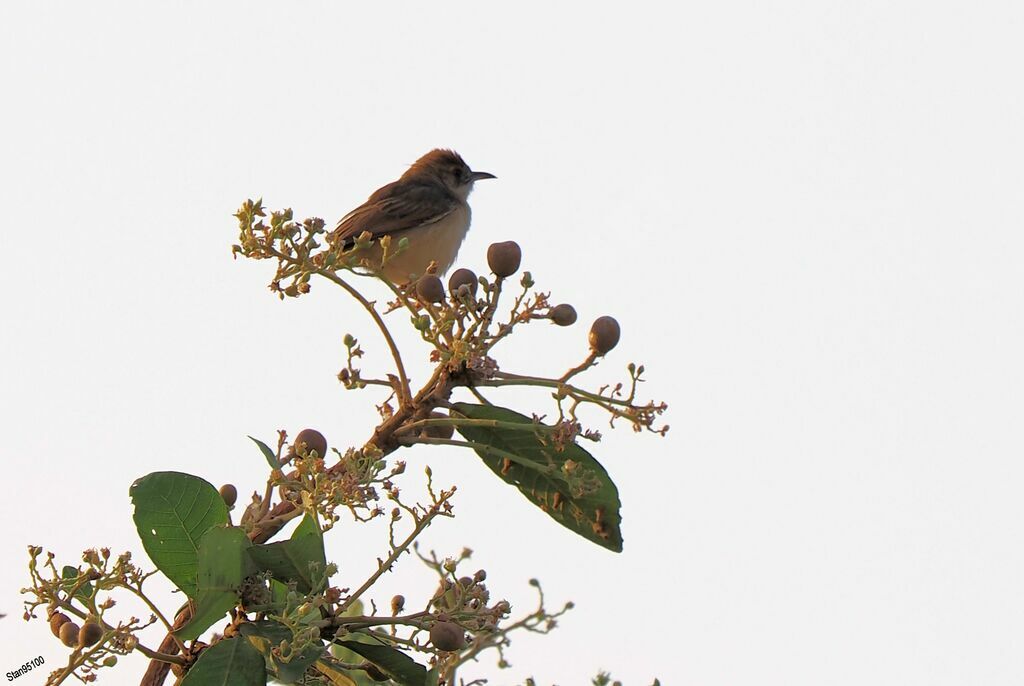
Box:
[180,636,267,686]
[273,643,325,683]
[238,621,324,684]
[451,402,624,552]
[314,658,360,686]
[334,640,427,686]
[175,526,255,641]
[60,566,94,601]
[130,471,230,597]
[247,513,326,593]
[249,435,280,469]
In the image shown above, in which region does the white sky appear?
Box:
[2,2,1023,685]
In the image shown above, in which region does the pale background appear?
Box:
[2,2,1023,685]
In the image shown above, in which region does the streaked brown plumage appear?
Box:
[328,149,495,282]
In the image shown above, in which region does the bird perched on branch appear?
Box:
[328,149,495,282]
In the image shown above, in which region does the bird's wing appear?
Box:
[330,180,458,245]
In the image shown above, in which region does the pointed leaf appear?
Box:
[247,513,326,592]
[451,402,623,552]
[334,640,427,686]
[130,471,230,597]
[180,636,267,685]
[249,435,280,469]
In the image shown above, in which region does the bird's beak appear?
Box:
[469,170,497,182]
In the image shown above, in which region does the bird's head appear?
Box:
[403,149,496,199]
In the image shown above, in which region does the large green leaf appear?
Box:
[180,636,267,686]
[451,402,623,552]
[334,639,427,686]
[130,471,230,597]
[175,526,255,641]
[247,513,326,593]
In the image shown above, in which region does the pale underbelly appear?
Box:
[367,206,471,282]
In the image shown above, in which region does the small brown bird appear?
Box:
[328,149,495,282]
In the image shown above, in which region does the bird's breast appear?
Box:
[382,204,471,281]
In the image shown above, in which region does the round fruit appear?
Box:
[420,411,455,440]
[588,316,621,355]
[416,274,445,304]
[448,268,477,297]
[59,621,80,648]
[549,303,577,327]
[50,612,71,638]
[390,594,405,615]
[487,241,522,277]
[78,621,103,647]
[219,484,238,507]
[429,620,466,651]
[294,428,327,459]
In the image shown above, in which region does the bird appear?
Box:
[328,149,495,282]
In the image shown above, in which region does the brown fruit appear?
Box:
[420,411,455,441]
[390,594,405,615]
[487,241,522,277]
[448,268,477,297]
[549,303,577,327]
[59,621,80,648]
[588,316,621,355]
[50,612,71,638]
[294,428,327,459]
[78,621,103,647]
[430,620,466,651]
[415,274,445,303]
[219,484,238,507]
